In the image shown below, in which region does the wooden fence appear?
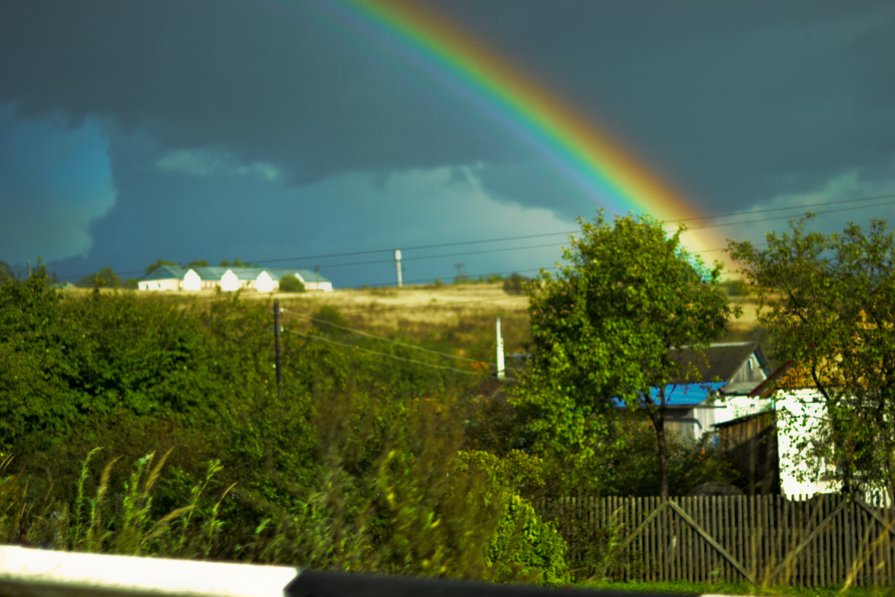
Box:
[535,495,895,587]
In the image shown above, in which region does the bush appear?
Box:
[310,305,348,333]
[279,275,305,293]
[502,273,528,295]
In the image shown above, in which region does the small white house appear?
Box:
[659,342,771,440]
[717,363,890,504]
[269,268,334,292]
[137,266,187,291]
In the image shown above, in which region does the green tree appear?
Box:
[279,275,305,293]
[502,273,528,295]
[729,217,895,496]
[78,266,122,289]
[144,258,176,276]
[0,261,13,284]
[518,212,733,498]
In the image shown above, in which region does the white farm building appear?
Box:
[137,265,333,293]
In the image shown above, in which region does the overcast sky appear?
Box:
[1,0,893,287]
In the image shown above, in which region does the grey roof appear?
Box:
[670,342,766,384]
[141,266,187,281]
[268,268,331,284]
[190,266,231,279]
[138,265,331,284]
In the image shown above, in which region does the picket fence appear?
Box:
[535,494,895,588]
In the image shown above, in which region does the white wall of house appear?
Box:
[220,270,240,292]
[295,272,333,292]
[254,271,276,293]
[137,278,180,291]
[183,270,201,291]
[305,280,333,292]
[774,389,839,499]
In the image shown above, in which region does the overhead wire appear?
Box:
[56,191,895,282]
[290,312,489,365]
[285,328,490,377]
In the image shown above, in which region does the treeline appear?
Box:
[0,266,729,584]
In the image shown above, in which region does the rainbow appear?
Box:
[337,0,727,257]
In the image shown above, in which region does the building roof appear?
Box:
[138,265,332,285]
[654,382,728,407]
[268,268,332,284]
[613,382,728,408]
[613,342,768,409]
[190,266,232,279]
[750,360,820,397]
[670,342,766,384]
[141,266,187,281]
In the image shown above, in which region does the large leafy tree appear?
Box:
[729,217,895,496]
[79,266,122,289]
[518,213,733,497]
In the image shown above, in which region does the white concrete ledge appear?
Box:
[0,545,298,597]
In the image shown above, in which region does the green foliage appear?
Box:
[502,272,528,295]
[310,304,349,333]
[0,261,12,283]
[219,258,255,267]
[516,212,734,497]
[1,448,231,556]
[79,266,122,289]
[278,275,305,293]
[144,259,176,276]
[729,217,895,495]
[720,278,749,297]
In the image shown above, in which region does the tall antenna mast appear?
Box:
[394,249,403,288]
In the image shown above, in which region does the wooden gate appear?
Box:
[536,495,895,587]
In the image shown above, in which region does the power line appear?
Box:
[52,191,895,282]
[672,192,895,225]
[285,328,488,377]
[291,313,489,365]
[688,198,895,232]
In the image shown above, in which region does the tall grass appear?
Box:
[1,448,229,557]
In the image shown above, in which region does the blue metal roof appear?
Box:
[613,382,726,408]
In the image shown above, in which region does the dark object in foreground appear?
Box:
[287,570,700,597]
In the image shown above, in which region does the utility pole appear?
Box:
[394,249,403,288]
[496,317,505,380]
[273,299,282,400]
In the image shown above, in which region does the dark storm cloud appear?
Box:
[2,0,894,281]
[425,0,895,211]
[3,0,893,213]
[0,0,520,184]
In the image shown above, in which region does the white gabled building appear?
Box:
[137,266,187,291]
[138,265,334,293]
[716,363,890,504]
[269,268,333,293]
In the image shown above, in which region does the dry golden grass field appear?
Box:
[87,282,762,359]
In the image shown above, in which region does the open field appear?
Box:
[74,282,763,358]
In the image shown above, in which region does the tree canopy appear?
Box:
[518,212,733,497]
[730,217,895,496]
[78,266,122,289]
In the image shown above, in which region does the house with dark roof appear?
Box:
[659,342,771,440]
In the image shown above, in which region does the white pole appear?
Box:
[496,317,505,380]
[394,249,403,288]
